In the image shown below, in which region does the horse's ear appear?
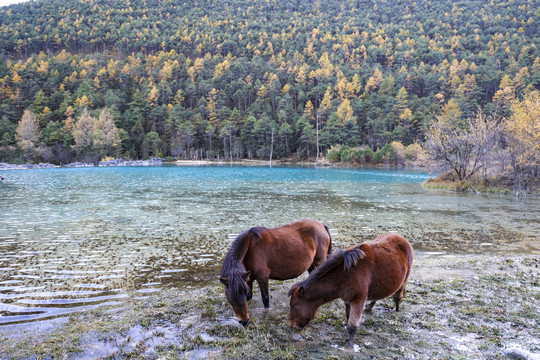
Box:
[287,287,294,297]
[220,277,229,286]
[298,287,304,298]
[243,270,252,281]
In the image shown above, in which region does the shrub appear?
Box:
[354,146,374,164]
[374,143,395,163]
[327,145,342,162]
[391,141,405,165]
[404,143,423,161]
[340,146,355,163]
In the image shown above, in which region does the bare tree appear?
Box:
[425,111,501,182]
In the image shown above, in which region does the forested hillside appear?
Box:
[0,0,538,163]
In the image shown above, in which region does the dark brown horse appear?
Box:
[288,233,413,347]
[220,219,332,326]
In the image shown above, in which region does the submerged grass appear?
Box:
[1,254,539,359]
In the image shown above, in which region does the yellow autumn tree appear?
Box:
[147,85,159,106]
[336,99,354,124]
[93,107,121,156]
[303,100,315,123]
[365,67,384,93]
[72,107,96,150]
[493,75,516,112]
[207,88,220,126]
[504,91,540,192]
[16,109,41,159]
[173,89,184,105]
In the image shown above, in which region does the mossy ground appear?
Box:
[1,254,539,359]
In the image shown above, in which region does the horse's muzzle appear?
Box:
[239,318,250,327]
[288,320,304,329]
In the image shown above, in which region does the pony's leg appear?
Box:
[346,299,366,347]
[258,279,270,308]
[247,279,254,301]
[364,300,376,313]
[393,285,407,311]
[345,303,350,321]
[394,259,412,312]
[308,256,324,274]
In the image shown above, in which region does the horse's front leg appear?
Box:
[258,279,270,308]
[346,299,366,348]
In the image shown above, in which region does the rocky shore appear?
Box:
[0,157,163,170]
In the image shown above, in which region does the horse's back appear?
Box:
[369,233,414,261]
[249,219,330,280]
[267,219,329,249]
[355,233,413,300]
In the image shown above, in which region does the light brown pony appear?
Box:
[220,219,332,326]
[288,233,413,347]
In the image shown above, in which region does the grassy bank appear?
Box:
[422,177,513,195]
[1,254,539,359]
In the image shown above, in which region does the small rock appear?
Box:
[292,333,304,341]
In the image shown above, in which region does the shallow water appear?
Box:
[0,165,538,325]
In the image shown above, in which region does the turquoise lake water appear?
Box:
[0,165,538,325]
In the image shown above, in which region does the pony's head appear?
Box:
[220,267,251,326]
[287,285,317,329]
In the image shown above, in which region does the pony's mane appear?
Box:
[288,246,365,296]
[220,227,265,297]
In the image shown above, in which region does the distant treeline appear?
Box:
[1,0,539,164]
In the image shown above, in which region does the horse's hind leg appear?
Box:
[258,279,270,308]
[394,267,412,311]
[247,279,254,301]
[364,300,376,313]
[308,254,324,274]
[393,284,408,311]
[393,291,402,311]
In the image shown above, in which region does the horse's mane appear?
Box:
[288,246,365,296]
[220,227,265,297]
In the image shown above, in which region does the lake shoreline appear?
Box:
[1,252,538,359]
[0,157,429,170]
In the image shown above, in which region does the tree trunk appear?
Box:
[316,110,320,162]
[229,129,233,161]
[270,128,274,164]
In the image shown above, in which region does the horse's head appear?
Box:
[220,270,251,326]
[288,286,316,329]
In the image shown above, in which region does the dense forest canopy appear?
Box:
[0,0,539,163]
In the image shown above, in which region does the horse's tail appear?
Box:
[324,224,332,255]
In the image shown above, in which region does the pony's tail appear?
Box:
[324,224,332,255]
